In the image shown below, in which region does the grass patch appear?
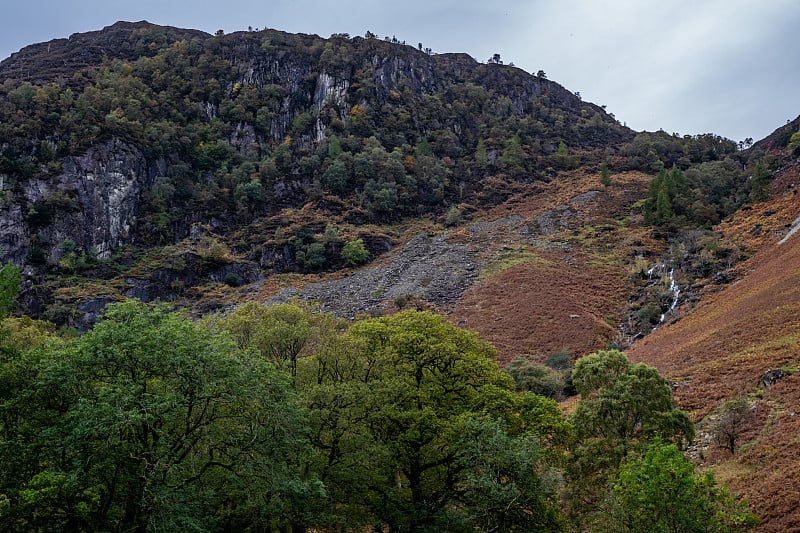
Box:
[479,245,546,279]
[705,460,755,485]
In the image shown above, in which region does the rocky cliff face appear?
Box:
[8,139,158,264]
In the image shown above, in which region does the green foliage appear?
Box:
[296,310,569,530]
[713,396,755,456]
[327,135,343,159]
[233,179,265,219]
[340,238,369,266]
[623,131,760,233]
[571,350,693,448]
[291,228,331,273]
[789,131,800,154]
[748,159,771,202]
[0,25,636,238]
[475,139,489,173]
[554,140,577,170]
[323,158,350,194]
[0,300,317,531]
[414,137,433,157]
[0,261,21,317]
[213,301,313,381]
[0,294,756,532]
[500,134,525,176]
[296,241,327,272]
[609,441,758,532]
[364,178,398,216]
[567,349,694,525]
[544,350,572,371]
[445,205,463,226]
[600,162,611,187]
[453,415,569,532]
[621,131,737,171]
[0,316,56,351]
[504,357,568,399]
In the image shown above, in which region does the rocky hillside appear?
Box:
[0,21,641,323]
[629,122,800,532]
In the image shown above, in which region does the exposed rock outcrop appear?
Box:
[14,138,158,263]
[759,368,789,388]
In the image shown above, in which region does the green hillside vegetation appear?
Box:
[0,23,620,271]
[0,23,624,240]
[0,265,756,531]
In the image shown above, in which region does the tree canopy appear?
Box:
[0,302,756,532]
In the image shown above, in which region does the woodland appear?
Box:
[0,286,757,531]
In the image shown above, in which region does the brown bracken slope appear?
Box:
[451,170,657,365]
[629,162,800,532]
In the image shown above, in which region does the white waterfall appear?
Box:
[659,268,680,323]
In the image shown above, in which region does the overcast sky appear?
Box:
[1,0,798,142]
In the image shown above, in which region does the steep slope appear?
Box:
[2,18,799,528]
[263,169,656,363]
[0,21,633,324]
[449,170,656,364]
[628,135,800,532]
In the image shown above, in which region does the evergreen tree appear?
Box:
[600,163,611,187]
[500,135,525,176]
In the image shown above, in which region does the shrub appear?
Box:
[504,358,566,399]
[341,238,369,266]
[444,206,462,226]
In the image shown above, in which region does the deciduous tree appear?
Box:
[608,441,758,532]
[567,350,693,525]
[0,300,316,532]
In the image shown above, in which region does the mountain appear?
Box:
[0,20,635,322]
[1,20,797,529]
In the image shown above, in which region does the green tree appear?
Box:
[414,138,433,157]
[323,158,350,194]
[0,300,316,532]
[749,159,771,202]
[297,310,569,531]
[608,441,758,532]
[713,396,755,456]
[500,134,525,176]
[452,415,568,532]
[364,178,398,216]
[233,179,265,219]
[646,168,673,225]
[789,131,800,155]
[504,357,567,399]
[327,135,343,159]
[600,163,611,187]
[554,141,577,170]
[571,350,693,452]
[475,139,489,173]
[214,302,312,382]
[567,349,693,525]
[341,238,369,266]
[296,241,327,272]
[444,206,462,226]
[0,261,20,317]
